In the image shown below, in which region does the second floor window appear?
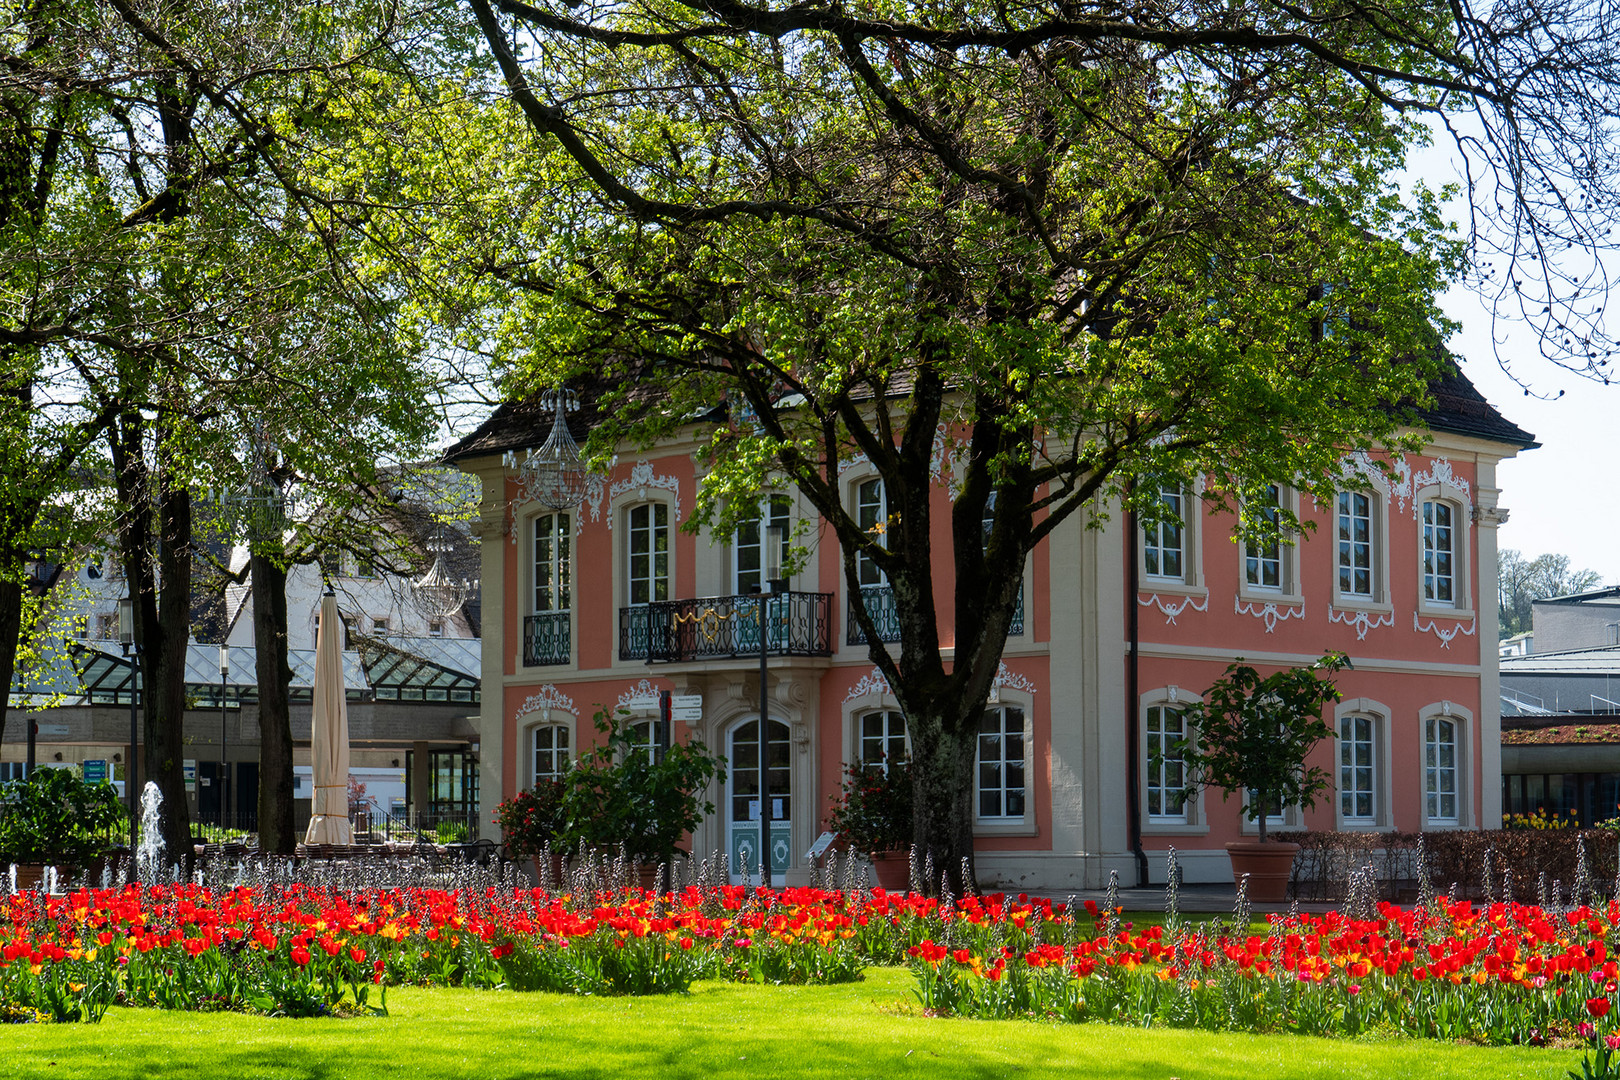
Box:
[1337,492,1374,599]
[734,495,791,595]
[855,478,888,587]
[534,512,572,614]
[1422,500,1455,605]
[1244,484,1283,590]
[1143,485,1185,581]
[627,503,670,605]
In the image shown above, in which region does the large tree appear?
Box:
[2,0,443,859]
[458,0,1620,890]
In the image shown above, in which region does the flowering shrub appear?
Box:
[825,756,912,855]
[493,780,567,860]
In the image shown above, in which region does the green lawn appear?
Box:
[0,968,1575,1080]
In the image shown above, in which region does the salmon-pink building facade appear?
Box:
[449,372,1533,890]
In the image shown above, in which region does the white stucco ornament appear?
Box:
[1139,591,1209,625]
[515,684,578,722]
[1328,607,1395,641]
[608,461,682,527]
[1414,613,1477,649]
[617,677,667,711]
[1234,595,1306,633]
[842,667,893,703]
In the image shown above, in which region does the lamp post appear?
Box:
[218,644,230,829]
[755,521,787,890]
[117,597,139,852]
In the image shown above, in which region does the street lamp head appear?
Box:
[116,597,135,646]
[764,522,787,593]
[218,643,230,679]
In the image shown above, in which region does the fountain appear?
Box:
[136,781,166,885]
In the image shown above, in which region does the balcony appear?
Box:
[620,591,833,662]
[523,612,571,666]
[846,582,1022,647]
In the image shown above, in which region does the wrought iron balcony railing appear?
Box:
[620,591,833,662]
[523,611,571,666]
[846,581,1022,646]
[847,585,902,645]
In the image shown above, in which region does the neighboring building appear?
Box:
[1501,713,1620,827]
[3,492,486,833]
[1529,588,1620,654]
[449,368,1533,890]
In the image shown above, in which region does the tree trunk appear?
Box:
[252,548,296,853]
[0,577,20,749]
[144,471,194,866]
[908,710,979,894]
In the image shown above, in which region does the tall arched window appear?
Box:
[976,705,1025,822]
[532,724,571,783]
[734,495,792,595]
[858,710,908,771]
[855,478,888,587]
[1338,714,1377,823]
[1425,716,1459,824]
[1144,705,1188,822]
[1422,499,1457,606]
[626,503,670,606]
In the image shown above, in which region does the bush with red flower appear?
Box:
[825,755,913,857]
[493,779,568,862]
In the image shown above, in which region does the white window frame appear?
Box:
[857,709,908,771]
[1418,492,1472,616]
[1237,484,1301,603]
[1332,490,1391,610]
[1419,701,1473,829]
[974,702,1032,832]
[1140,688,1207,834]
[530,723,572,784]
[853,476,889,588]
[531,511,573,616]
[1141,483,1203,592]
[1333,698,1392,830]
[625,501,672,607]
[733,494,792,596]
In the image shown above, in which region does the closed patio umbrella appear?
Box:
[304,591,353,845]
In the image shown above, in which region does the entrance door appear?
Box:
[728,718,791,883]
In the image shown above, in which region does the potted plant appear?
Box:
[1170,652,1348,902]
[825,754,913,890]
[0,767,125,890]
[493,778,568,883]
[559,708,725,887]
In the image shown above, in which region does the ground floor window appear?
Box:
[977,706,1025,821]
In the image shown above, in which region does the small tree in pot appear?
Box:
[1170,652,1349,899]
[493,777,567,880]
[559,708,725,876]
[825,754,912,889]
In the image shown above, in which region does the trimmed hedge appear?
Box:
[1275,829,1620,903]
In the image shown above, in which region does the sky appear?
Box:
[1411,127,1620,588]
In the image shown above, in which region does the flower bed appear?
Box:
[0,883,922,1022]
[907,896,1620,1052]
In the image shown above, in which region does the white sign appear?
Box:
[806,831,837,860]
[35,723,69,737]
[670,694,703,722]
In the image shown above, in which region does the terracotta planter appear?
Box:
[867,850,911,892]
[1225,841,1300,903]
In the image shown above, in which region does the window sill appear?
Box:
[1143,822,1210,836]
[1140,580,1207,599]
[1417,603,1475,621]
[974,821,1038,838]
[1330,597,1393,614]
[1236,588,1304,607]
